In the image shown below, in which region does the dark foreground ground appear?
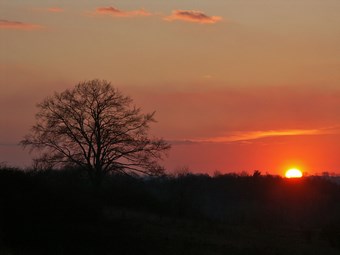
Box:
[1,167,340,254]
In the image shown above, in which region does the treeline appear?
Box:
[1,166,340,254]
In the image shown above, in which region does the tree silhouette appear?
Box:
[21,80,170,184]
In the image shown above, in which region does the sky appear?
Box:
[1,0,340,175]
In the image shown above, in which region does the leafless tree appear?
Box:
[21,80,170,184]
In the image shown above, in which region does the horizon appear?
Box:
[1,1,340,175]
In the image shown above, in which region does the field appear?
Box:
[1,167,340,254]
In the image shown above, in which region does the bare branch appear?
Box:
[20,79,170,184]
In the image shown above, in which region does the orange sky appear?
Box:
[1,1,340,175]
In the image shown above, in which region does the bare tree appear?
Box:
[21,80,170,184]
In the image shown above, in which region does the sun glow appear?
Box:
[285,168,303,178]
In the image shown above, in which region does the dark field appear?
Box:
[1,167,340,254]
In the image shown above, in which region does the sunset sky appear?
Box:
[1,0,340,175]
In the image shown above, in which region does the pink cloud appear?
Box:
[0,20,43,30]
[95,6,151,17]
[193,128,334,143]
[47,7,64,13]
[165,10,222,24]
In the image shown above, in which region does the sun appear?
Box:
[285,168,303,178]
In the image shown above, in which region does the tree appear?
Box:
[253,170,262,177]
[21,80,170,184]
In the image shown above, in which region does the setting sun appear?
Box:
[285,168,303,178]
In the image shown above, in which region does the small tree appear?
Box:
[21,80,170,184]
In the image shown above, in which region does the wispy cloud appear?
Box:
[188,127,340,144]
[0,20,43,30]
[94,6,151,17]
[201,129,323,143]
[165,10,222,24]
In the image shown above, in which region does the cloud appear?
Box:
[169,140,198,146]
[190,126,340,144]
[0,20,43,30]
[197,129,325,143]
[169,128,336,145]
[165,10,222,24]
[95,6,151,17]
